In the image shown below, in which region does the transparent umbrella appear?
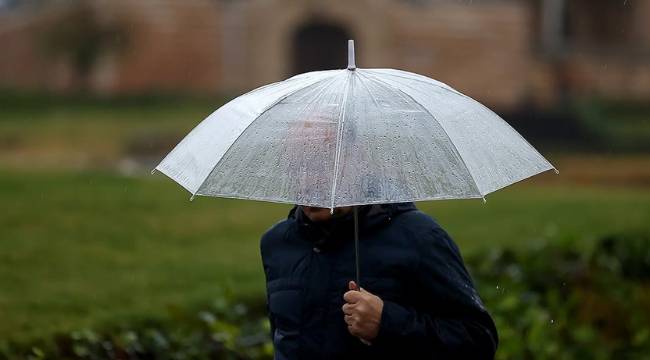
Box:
[154,40,557,286]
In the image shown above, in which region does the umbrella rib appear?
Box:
[455,95,558,175]
[359,71,484,197]
[369,70,557,175]
[192,73,341,198]
[366,69,465,98]
[329,71,354,211]
[356,73,381,108]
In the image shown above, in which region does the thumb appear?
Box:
[349,281,359,291]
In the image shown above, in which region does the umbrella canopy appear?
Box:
[155,40,556,209]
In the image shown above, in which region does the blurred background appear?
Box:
[1,0,649,359]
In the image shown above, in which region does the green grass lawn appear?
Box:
[1,96,649,346]
[1,169,649,343]
[0,95,220,170]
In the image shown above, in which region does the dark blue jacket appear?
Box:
[260,203,498,359]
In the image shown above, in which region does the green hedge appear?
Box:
[473,232,650,359]
[2,233,649,360]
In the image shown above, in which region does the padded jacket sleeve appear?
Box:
[373,222,498,359]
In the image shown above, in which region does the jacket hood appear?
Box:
[288,202,417,251]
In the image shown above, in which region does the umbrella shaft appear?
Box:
[353,206,360,290]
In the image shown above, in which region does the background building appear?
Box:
[1,0,649,111]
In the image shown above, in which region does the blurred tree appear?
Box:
[38,1,129,91]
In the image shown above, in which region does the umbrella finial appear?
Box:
[347,40,356,70]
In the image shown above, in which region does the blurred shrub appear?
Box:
[0,289,273,360]
[471,231,650,360]
[1,233,648,359]
[574,98,650,152]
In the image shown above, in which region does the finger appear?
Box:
[343,290,362,303]
[354,304,367,315]
[342,303,356,314]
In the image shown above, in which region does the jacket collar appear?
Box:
[288,203,417,251]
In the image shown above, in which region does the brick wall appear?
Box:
[100,0,223,94]
[1,0,650,108]
[387,1,534,108]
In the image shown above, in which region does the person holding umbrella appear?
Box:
[260,203,498,359]
[154,40,556,359]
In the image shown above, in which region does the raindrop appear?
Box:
[550,319,555,324]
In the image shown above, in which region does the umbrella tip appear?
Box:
[150,168,157,175]
[347,40,356,70]
[554,168,560,175]
[190,194,196,201]
[482,196,487,204]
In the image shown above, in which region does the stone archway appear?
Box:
[291,21,352,75]
[227,0,389,90]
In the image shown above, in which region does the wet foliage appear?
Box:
[0,290,274,360]
[471,231,650,359]
[2,232,648,359]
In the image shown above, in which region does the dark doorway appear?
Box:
[292,22,352,75]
